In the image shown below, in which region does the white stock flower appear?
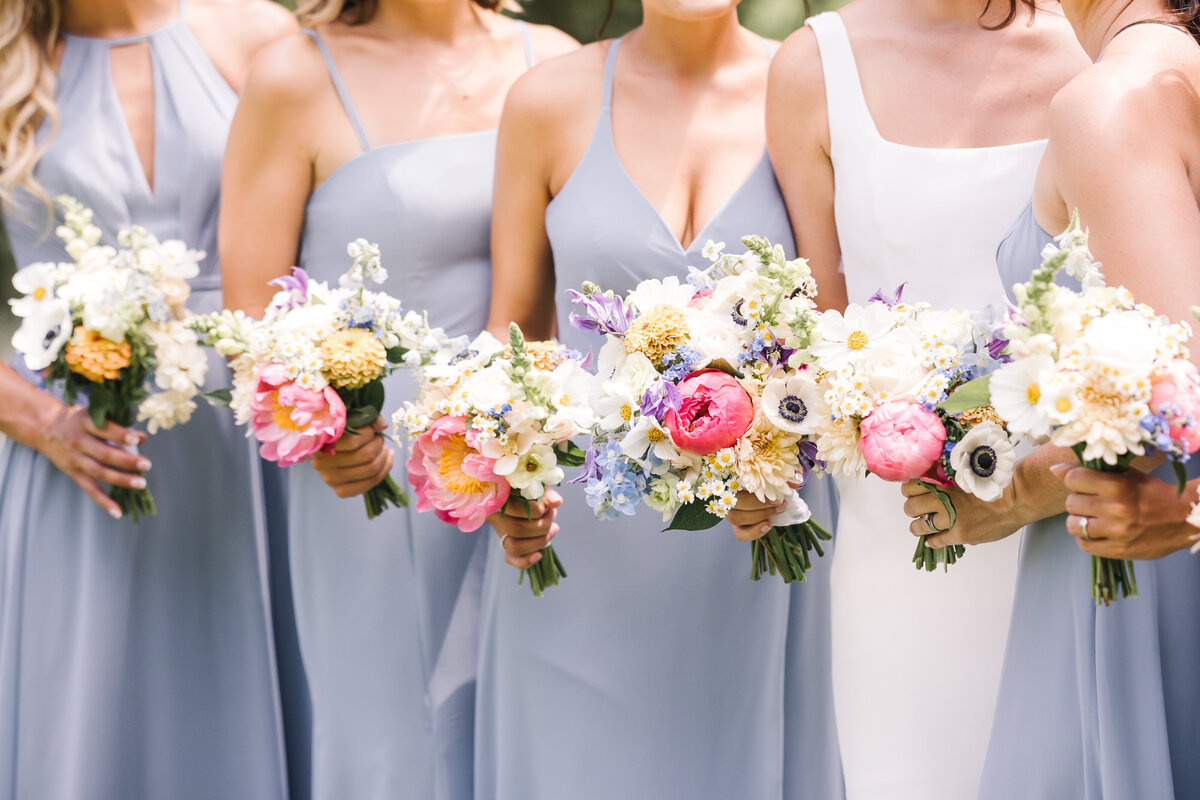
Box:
[137,389,197,433]
[949,423,1015,501]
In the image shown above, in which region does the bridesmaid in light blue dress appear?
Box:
[480,7,842,798]
[217,4,575,798]
[0,1,295,798]
[892,4,1200,798]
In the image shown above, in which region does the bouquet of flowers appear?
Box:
[947,214,1200,604]
[570,236,832,583]
[811,286,1015,571]
[189,239,451,518]
[9,196,209,520]
[393,324,593,597]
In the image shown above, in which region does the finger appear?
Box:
[313,438,384,470]
[731,522,771,543]
[79,457,149,491]
[1048,462,1070,479]
[84,414,145,447]
[504,497,550,520]
[333,428,381,455]
[78,435,151,473]
[506,550,544,570]
[726,509,777,528]
[926,528,965,549]
[1075,537,1127,559]
[900,480,931,498]
[69,472,124,519]
[372,415,388,432]
[1061,466,1115,496]
[903,494,944,520]
[324,457,392,491]
[542,487,563,508]
[1066,514,1111,542]
[504,524,557,557]
[908,511,950,538]
[500,513,558,541]
[1064,492,1112,520]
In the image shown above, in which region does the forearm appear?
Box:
[0,363,59,450]
[1006,442,1079,527]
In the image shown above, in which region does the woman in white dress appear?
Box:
[738,2,1086,797]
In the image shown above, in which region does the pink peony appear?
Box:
[687,288,714,309]
[858,401,946,482]
[1151,361,1200,454]
[665,369,755,455]
[407,415,511,532]
[250,363,346,467]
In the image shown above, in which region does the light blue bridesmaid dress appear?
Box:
[474,38,843,800]
[286,26,535,800]
[0,4,288,798]
[979,201,1200,799]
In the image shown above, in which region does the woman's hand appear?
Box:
[310,416,394,499]
[37,402,150,519]
[488,488,562,570]
[728,491,787,542]
[1055,464,1196,561]
[900,480,1024,548]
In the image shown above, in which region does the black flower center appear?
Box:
[969,446,997,478]
[778,394,808,424]
[449,348,479,365]
[42,325,62,349]
[731,299,749,327]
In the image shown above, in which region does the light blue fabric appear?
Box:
[979,201,1200,799]
[286,25,534,800]
[0,12,288,800]
[474,38,843,800]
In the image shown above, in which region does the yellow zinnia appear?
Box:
[64,327,131,383]
[320,328,388,390]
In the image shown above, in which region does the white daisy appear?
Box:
[990,355,1055,440]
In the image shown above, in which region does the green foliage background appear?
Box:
[1,1,846,318]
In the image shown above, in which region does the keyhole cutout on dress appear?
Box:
[109,41,157,194]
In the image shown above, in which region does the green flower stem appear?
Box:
[1075,447,1138,606]
[750,518,833,583]
[911,536,966,573]
[519,544,567,597]
[363,474,409,520]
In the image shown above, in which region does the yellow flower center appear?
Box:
[647,427,666,444]
[620,403,633,422]
[523,457,540,473]
[272,404,304,432]
[1055,397,1072,414]
[1026,384,1041,405]
[847,330,869,350]
[32,287,46,300]
[437,434,489,495]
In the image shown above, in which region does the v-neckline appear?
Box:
[606,141,771,255]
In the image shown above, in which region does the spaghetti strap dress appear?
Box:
[978,201,1200,800]
[286,24,535,800]
[474,36,843,800]
[0,4,287,798]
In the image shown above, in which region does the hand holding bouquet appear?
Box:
[393,324,593,596]
[812,286,1016,571]
[571,236,832,583]
[952,213,1200,604]
[10,197,209,520]
[189,240,452,518]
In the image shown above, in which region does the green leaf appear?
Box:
[361,380,385,415]
[1174,460,1189,497]
[917,479,957,530]
[665,499,721,532]
[87,386,114,429]
[202,388,233,408]
[555,441,588,468]
[938,375,992,414]
[385,346,408,364]
[345,405,380,431]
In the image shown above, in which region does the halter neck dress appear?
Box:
[0,4,287,798]
[286,24,535,800]
[980,205,1200,799]
[807,12,1042,799]
[474,36,843,800]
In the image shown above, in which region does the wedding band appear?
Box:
[922,512,942,535]
[1080,517,1090,540]
[499,533,510,547]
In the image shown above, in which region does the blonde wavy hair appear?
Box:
[0,0,60,209]
[298,0,519,26]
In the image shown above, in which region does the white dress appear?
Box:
[807,12,1042,799]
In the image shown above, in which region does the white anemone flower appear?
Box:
[762,371,824,436]
[621,415,679,462]
[811,302,897,369]
[990,355,1055,440]
[950,423,1015,501]
[12,301,73,370]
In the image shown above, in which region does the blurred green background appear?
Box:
[1,0,844,316]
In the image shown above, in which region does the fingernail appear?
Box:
[1049,463,1068,477]
[137,459,151,471]
[531,553,543,564]
[109,508,122,520]
[760,524,771,534]
[131,477,147,490]
[125,435,140,446]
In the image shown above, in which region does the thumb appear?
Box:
[1049,463,1070,479]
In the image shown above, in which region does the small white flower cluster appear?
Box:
[393,326,595,502]
[990,214,1197,466]
[9,196,208,433]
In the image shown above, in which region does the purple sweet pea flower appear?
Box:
[568,290,633,337]
[795,439,825,489]
[640,380,682,421]
[570,445,603,485]
[986,334,1011,364]
[269,267,310,309]
[868,282,908,308]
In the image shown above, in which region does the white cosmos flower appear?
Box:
[12,301,73,370]
[594,380,643,432]
[990,355,1055,440]
[950,422,1015,501]
[621,415,679,462]
[811,302,897,369]
[498,444,563,501]
[627,275,696,314]
[762,371,824,436]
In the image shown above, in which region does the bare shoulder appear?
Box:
[503,41,606,129]
[238,30,329,117]
[520,20,580,60]
[770,25,824,106]
[192,0,298,56]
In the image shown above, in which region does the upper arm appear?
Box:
[1045,72,1200,331]
[219,37,318,316]
[195,0,299,93]
[487,61,585,341]
[766,27,848,312]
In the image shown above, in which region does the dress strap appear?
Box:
[602,37,622,111]
[805,12,875,152]
[517,20,536,68]
[178,0,187,17]
[759,35,775,60]
[302,28,371,151]
[1096,18,1199,60]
